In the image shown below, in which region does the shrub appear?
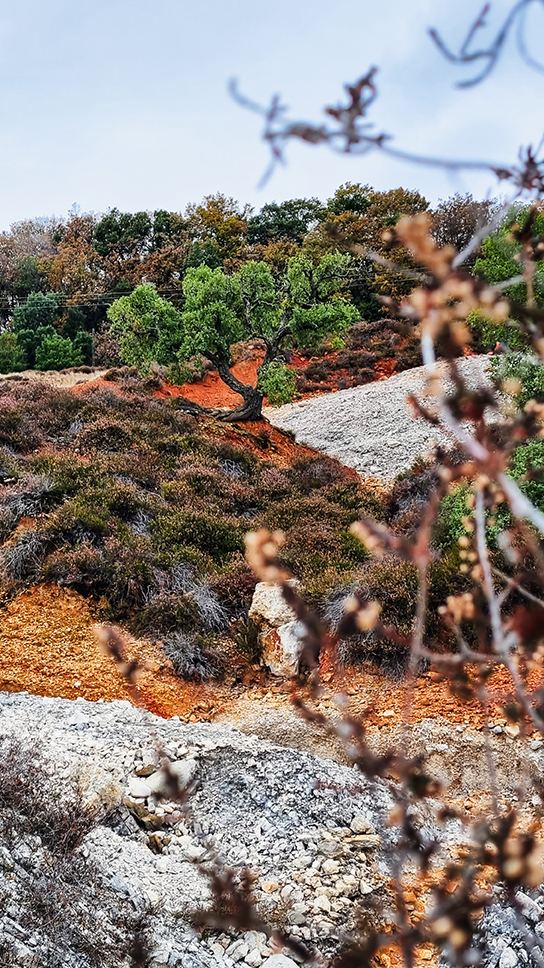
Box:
[153,510,245,563]
[93,323,123,367]
[490,351,544,408]
[0,332,25,373]
[132,592,200,635]
[162,631,225,680]
[167,355,206,386]
[76,417,134,453]
[0,737,99,854]
[467,309,530,352]
[209,562,257,616]
[43,544,105,592]
[1,529,45,580]
[35,333,84,371]
[258,361,296,405]
[231,616,263,663]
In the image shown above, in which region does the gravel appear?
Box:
[265,356,495,481]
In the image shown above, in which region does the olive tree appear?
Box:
[180,253,358,420]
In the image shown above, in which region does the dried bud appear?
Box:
[245,529,289,583]
[354,600,381,631]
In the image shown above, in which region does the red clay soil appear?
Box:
[158,357,263,409]
[1,583,539,738]
[0,585,224,721]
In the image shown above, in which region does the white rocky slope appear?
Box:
[1,693,544,967]
[265,356,494,480]
[0,690,404,968]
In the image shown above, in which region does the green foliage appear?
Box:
[93,208,152,258]
[72,329,93,365]
[107,283,184,373]
[167,355,206,386]
[180,265,244,362]
[13,292,64,367]
[231,617,263,664]
[490,352,544,408]
[287,253,359,347]
[35,333,84,371]
[183,240,223,271]
[509,440,544,510]
[435,484,471,552]
[327,183,373,216]
[467,309,530,352]
[258,361,296,405]
[152,510,245,563]
[473,207,544,311]
[247,198,326,245]
[0,332,25,373]
[435,440,544,558]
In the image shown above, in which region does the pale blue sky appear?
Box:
[0,0,541,228]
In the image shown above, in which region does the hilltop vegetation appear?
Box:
[0,188,505,390]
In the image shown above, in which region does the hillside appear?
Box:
[1,355,544,968]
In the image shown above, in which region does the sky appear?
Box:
[0,0,542,229]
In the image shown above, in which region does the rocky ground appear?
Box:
[0,691,400,968]
[265,356,495,481]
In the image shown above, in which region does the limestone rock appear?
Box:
[261,957,299,968]
[262,621,306,678]
[249,581,299,627]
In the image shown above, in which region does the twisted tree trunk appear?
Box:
[207,353,264,421]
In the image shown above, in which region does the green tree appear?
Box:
[180,254,358,420]
[247,198,326,245]
[107,284,184,373]
[12,292,64,368]
[0,332,25,373]
[473,207,544,307]
[35,333,83,371]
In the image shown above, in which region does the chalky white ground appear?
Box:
[265,356,495,481]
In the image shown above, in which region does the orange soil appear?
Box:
[0,585,222,721]
[1,584,539,737]
[159,357,263,409]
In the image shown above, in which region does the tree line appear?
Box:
[0,186,541,419]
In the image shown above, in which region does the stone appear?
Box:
[515,891,541,923]
[146,759,197,795]
[499,947,518,968]
[350,815,374,835]
[355,834,381,850]
[261,957,299,968]
[359,879,374,895]
[245,951,263,967]
[249,581,299,627]
[227,940,249,962]
[124,799,164,830]
[128,778,152,799]
[312,895,331,913]
[262,622,306,678]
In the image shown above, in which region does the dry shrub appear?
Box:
[162,631,225,681]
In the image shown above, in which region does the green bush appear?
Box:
[0,332,25,373]
[167,355,206,386]
[258,361,296,405]
[35,333,83,371]
[490,352,544,408]
[467,309,530,352]
[152,510,245,563]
